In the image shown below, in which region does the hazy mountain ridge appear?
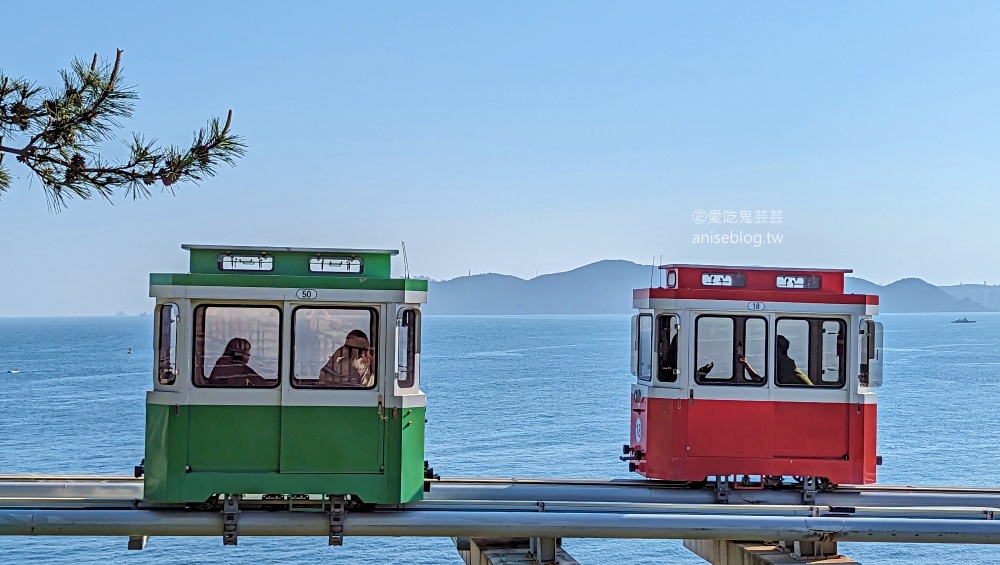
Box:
[844,277,992,313]
[423,261,996,315]
[940,283,1000,310]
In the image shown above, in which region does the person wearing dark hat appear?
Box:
[209,337,269,386]
[776,334,813,386]
[319,329,374,388]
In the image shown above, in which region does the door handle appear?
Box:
[377,395,389,421]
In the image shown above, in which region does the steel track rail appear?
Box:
[2,475,1000,510]
[2,474,998,493]
[2,493,998,522]
[1,508,1000,543]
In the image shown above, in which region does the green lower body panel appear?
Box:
[143,403,426,504]
[280,406,383,473]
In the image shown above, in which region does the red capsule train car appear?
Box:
[624,265,883,487]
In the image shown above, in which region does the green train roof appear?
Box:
[149,244,427,292]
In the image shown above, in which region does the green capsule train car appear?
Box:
[139,245,427,505]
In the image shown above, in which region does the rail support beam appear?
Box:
[684,539,858,564]
[802,477,818,505]
[782,539,840,560]
[127,535,147,550]
[328,495,345,546]
[529,536,557,563]
[222,495,239,546]
[453,537,579,565]
[715,476,730,504]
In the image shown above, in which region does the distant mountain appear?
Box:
[425,260,655,315]
[423,261,995,315]
[940,284,1000,310]
[846,277,993,313]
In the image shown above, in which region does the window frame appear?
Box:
[774,316,847,389]
[217,254,274,272]
[693,314,768,386]
[290,305,380,390]
[308,256,364,275]
[655,313,679,383]
[157,303,179,385]
[396,308,420,389]
[191,303,283,388]
[637,313,653,381]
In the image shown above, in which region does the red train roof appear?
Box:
[636,264,878,305]
[659,264,853,274]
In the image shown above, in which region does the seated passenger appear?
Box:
[776,335,813,386]
[209,337,269,386]
[319,330,374,388]
[658,334,678,382]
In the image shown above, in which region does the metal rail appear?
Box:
[1,475,1000,545]
[1,509,1000,544]
[3,475,1000,510]
[426,478,1000,509]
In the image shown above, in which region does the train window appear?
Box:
[775,317,846,388]
[776,275,822,289]
[776,319,811,386]
[656,314,679,383]
[193,306,281,388]
[701,272,747,287]
[821,320,845,384]
[694,317,734,382]
[637,314,653,381]
[309,257,363,274]
[292,307,378,389]
[694,315,767,385]
[157,303,178,385]
[396,308,419,388]
[218,254,273,271]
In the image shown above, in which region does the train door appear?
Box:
[770,316,851,459]
[686,313,773,458]
[186,303,283,473]
[278,303,385,474]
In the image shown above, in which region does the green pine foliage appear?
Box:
[0,50,246,210]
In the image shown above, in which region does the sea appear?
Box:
[1,313,999,564]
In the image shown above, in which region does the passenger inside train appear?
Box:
[775,334,813,386]
[657,315,679,382]
[318,329,375,388]
[209,337,269,385]
[737,345,765,383]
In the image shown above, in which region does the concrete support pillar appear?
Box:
[453,536,579,564]
[529,536,557,563]
[683,539,859,564]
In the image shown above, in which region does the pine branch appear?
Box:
[0,152,10,197]
[0,49,246,210]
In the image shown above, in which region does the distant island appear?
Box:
[422,260,996,315]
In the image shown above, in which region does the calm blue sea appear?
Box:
[1,313,999,564]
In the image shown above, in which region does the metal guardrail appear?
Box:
[0,475,999,545]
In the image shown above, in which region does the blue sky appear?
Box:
[1,1,998,316]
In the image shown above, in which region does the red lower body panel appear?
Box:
[630,398,877,484]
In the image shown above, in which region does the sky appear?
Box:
[1,1,998,316]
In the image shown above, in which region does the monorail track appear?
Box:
[1,475,999,545]
[2,475,1000,512]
